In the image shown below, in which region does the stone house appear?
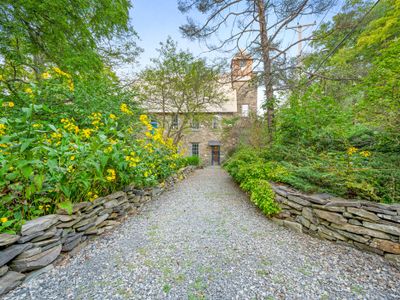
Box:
[146,51,258,165]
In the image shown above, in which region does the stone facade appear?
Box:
[270,183,400,267]
[150,51,258,165]
[0,166,195,296]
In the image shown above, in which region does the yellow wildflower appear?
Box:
[32,123,42,128]
[25,87,33,95]
[120,103,133,115]
[39,205,43,210]
[109,113,117,120]
[0,143,7,148]
[41,72,51,79]
[53,67,71,78]
[81,128,93,139]
[105,168,116,181]
[104,146,113,154]
[139,114,149,123]
[360,150,371,158]
[70,155,75,161]
[347,147,358,156]
[67,165,74,173]
[0,217,8,223]
[68,79,74,92]
[0,123,6,135]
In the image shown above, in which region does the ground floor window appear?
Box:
[191,142,199,157]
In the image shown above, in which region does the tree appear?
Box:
[139,38,227,144]
[0,0,141,116]
[178,0,334,141]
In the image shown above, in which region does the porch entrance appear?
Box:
[211,145,220,165]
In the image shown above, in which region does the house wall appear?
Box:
[181,114,235,165]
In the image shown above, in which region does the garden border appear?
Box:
[0,166,196,296]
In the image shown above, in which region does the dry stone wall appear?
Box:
[0,166,195,296]
[271,183,400,267]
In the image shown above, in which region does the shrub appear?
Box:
[224,148,281,216]
[185,156,200,166]
[0,100,183,234]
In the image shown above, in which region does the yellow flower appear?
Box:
[144,171,149,178]
[41,72,51,79]
[1,217,8,223]
[0,143,7,148]
[347,147,358,156]
[25,87,33,94]
[104,146,113,154]
[139,114,149,123]
[120,103,133,115]
[81,128,93,139]
[70,155,75,161]
[68,79,74,92]
[109,113,117,120]
[0,123,6,135]
[39,205,43,210]
[2,102,14,108]
[0,74,3,81]
[67,165,74,173]
[105,168,116,181]
[32,123,42,128]
[360,150,371,158]
[53,67,71,78]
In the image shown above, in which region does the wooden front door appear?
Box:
[211,146,220,165]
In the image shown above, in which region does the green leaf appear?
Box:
[20,140,32,152]
[58,201,73,215]
[33,174,45,192]
[21,165,33,179]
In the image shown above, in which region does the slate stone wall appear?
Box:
[0,166,195,296]
[271,183,400,267]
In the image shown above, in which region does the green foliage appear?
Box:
[184,156,201,166]
[225,0,399,204]
[0,83,183,234]
[224,148,280,216]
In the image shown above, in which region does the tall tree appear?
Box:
[178,0,335,141]
[139,38,226,144]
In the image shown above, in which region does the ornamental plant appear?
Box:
[0,71,185,234]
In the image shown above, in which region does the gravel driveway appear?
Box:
[4,167,400,300]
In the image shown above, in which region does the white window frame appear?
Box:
[191,117,200,130]
[241,104,249,117]
[191,143,199,157]
[171,114,179,129]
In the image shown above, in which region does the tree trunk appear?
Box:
[256,0,274,142]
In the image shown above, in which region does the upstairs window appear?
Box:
[171,114,179,129]
[212,116,219,129]
[241,104,249,117]
[191,143,199,157]
[191,117,200,130]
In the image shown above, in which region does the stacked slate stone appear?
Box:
[0,166,195,296]
[271,184,400,267]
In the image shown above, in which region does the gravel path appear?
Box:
[4,167,400,300]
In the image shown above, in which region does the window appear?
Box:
[191,143,199,157]
[212,116,218,129]
[191,117,200,130]
[241,104,249,117]
[171,114,179,129]
[239,60,246,69]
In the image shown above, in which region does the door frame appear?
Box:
[211,145,220,165]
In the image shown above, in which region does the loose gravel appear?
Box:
[4,167,400,299]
